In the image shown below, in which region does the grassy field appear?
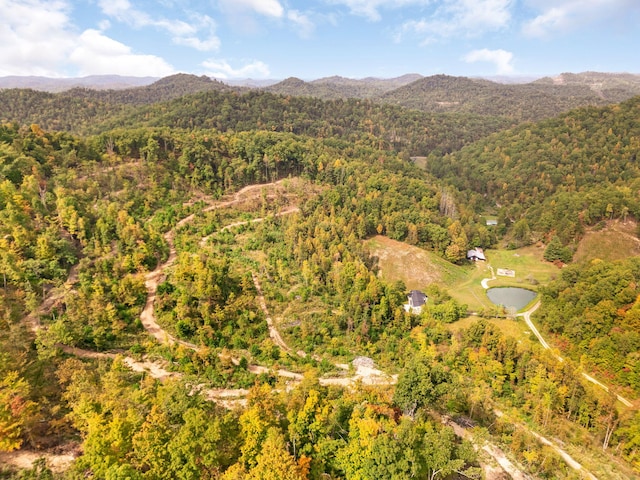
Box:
[366,235,469,290]
[442,245,559,312]
[574,219,640,262]
[366,236,560,313]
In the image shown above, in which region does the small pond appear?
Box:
[486,287,537,310]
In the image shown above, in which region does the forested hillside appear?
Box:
[263,74,423,99]
[538,258,640,393]
[2,75,640,479]
[5,72,640,150]
[534,72,640,103]
[64,74,237,105]
[378,74,633,122]
[427,95,640,247]
[0,88,511,155]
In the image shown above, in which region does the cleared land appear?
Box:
[366,235,468,290]
[367,237,562,340]
[367,237,559,311]
[574,219,640,263]
[449,246,558,310]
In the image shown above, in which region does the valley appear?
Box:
[1,73,640,480]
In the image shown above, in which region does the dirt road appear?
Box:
[518,302,633,407]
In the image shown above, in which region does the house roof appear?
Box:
[408,290,427,307]
[467,248,486,260]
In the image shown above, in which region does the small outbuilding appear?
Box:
[467,247,486,262]
[404,290,428,314]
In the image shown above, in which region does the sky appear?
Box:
[1,0,639,80]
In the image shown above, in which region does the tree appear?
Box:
[0,371,36,452]
[543,236,572,263]
[512,219,531,247]
[421,424,467,480]
[249,428,305,480]
[131,405,172,478]
[168,407,239,479]
[393,357,452,417]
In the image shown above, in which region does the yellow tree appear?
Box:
[0,371,36,451]
[249,428,305,480]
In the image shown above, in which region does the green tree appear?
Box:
[0,371,36,452]
[394,358,452,417]
[543,236,572,263]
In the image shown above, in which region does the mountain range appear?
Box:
[2,72,639,124]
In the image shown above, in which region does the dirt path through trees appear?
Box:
[136,180,397,387]
[518,302,634,407]
[492,409,599,480]
[252,272,294,354]
[441,415,532,480]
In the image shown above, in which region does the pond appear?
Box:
[486,287,537,310]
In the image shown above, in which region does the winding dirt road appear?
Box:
[442,414,532,480]
[519,301,550,350]
[480,255,634,409]
[492,409,599,480]
[518,301,634,408]
[480,265,496,289]
[252,272,293,355]
[136,181,396,388]
[140,181,296,349]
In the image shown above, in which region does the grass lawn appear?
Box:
[485,245,560,286]
[449,245,560,312]
[366,236,560,313]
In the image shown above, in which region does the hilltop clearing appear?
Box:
[366,235,467,289]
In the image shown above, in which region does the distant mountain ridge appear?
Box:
[533,71,640,103]
[62,73,238,105]
[3,71,639,113]
[378,73,640,122]
[262,74,425,99]
[0,75,159,92]
[2,71,640,130]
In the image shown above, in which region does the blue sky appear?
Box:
[1,0,638,80]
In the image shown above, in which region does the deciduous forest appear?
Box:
[1,73,640,479]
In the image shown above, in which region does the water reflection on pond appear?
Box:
[486,287,537,310]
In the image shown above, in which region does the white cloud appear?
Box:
[0,0,177,77]
[218,0,284,18]
[0,0,75,76]
[97,0,220,51]
[326,0,432,22]
[69,29,175,76]
[463,48,514,74]
[174,35,220,51]
[522,7,566,37]
[522,0,636,38]
[98,0,133,19]
[202,59,270,79]
[396,0,513,43]
[287,10,315,38]
[217,0,314,38]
